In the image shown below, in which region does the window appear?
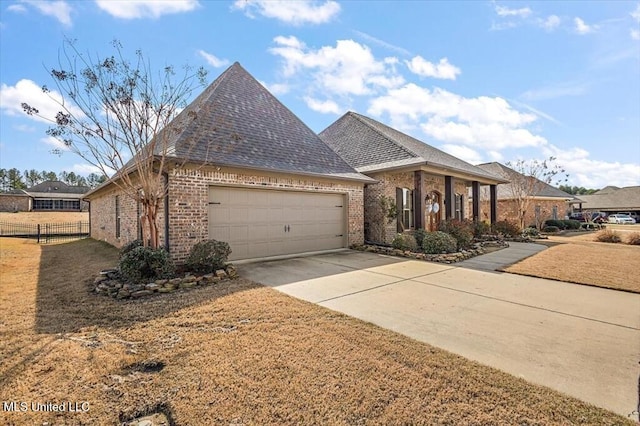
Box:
[455,194,464,221]
[552,205,558,220]
[115,196,121,238]
[535,205,541,224]
[396,187,413,231]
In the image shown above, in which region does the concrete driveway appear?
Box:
[238,250,640,419]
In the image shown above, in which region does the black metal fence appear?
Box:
[0,221,89,243]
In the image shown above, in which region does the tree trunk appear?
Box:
[142,199,160,249]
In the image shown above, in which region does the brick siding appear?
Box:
[0,195,31,212]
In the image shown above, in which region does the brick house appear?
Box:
[84,62,373,262]
[0,181,89,212]
[319,112,507,244]
[474,162,577,227]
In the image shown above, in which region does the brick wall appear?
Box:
[479,198,567,227]
[0,195,31,212]
[89,166,365,263]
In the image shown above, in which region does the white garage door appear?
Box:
[208,187,347,261]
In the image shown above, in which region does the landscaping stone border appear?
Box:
[93,265,239,299]
[351,240,509,264]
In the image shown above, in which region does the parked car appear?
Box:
[608,214,636,224]
[569,212,607,223]
[617,212,640,222]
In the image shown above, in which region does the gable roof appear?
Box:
[574,186,640,210]
[151,62,370,182]
[26,180,89,195]
[318,112,506,183]
[475,162,577,200]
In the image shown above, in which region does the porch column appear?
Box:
[413,171,424,229]
[490,184,498,224]
[472,181,480,222]
[444,175,455,220]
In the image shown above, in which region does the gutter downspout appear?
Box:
[163,172,170,253]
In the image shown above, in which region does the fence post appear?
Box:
[37,224,41,243]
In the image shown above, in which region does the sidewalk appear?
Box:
[457,241,547,271]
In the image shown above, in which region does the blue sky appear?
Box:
[1,0,639,188]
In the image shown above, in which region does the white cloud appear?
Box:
[631,4,640,22]
[520,81,587,101]
[21,0,72,26]
[269,36,404,97]
[440,144,483,164]
[368,83,545,150]
[574,17,597,35]
[542,144,640,188]
[42,136,69,151]
[495,5,532,18]
[95,0,199,19]
[0,79,84,124]
[197,50,229,68]
[304,97,340,114]
[539,15,561,31]
[259,80,290,95]
[490,21,518,31]
[406,56,461,80]
[353,30,411,56]
[631,29,640,40]
[7,4,27,13]
[233,0,340,25]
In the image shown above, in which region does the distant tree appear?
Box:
[41,170,58,181]
[22,39,207,248]
[6,168,26,191]
[559,184,599,195]
[0,169,9,192]
[86,173,107,188]
[505,157,568,230]
[24,169,43,187]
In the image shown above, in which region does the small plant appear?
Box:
[542,226,560,233]
[421,231,457,254]
[438,219,474,250]
[412,228,428,248]
[119,239,143,259]
[522,227,539,237]
[626,232,640,245]
[491,220,520,237]
[595,229,622,244]
[185,239,232,274]
[562,220,581,230]
[392,233,418,251]
[472,220,492,238]
[119,246,175,283]
[544,219,566,230]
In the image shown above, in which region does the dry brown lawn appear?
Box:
[0,238,632,425]
[0,211,89,224]
[505,230,640,293]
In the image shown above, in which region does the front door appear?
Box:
[425,191,441,232]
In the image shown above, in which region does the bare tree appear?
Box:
[22,39,206,248]
[505,157,568,230]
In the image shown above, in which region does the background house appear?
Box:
[570,186,640,217]
[0,180,89,212]
[84,63,372,262]
[474,162,576,227]
[320,112,507,244]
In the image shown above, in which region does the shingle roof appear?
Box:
[26,181,89,195]
[575,186,640,210]
[318,112,505,183]
[475,162,577,200]
[155,62,371,182]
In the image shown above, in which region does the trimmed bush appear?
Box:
[438,219,474,250]
[542,226,560,233]
[544,219,566,230]
[562,220,581,230]
[185,239,232,274]
[492,220,520,237]
[422,231,457,254]
[595,229,622,243]
[522,227,539,237]
[119,246,175,283]
[472,220,492,238]
[412,228,428,249]
[626,232,640,245]
[119,239,143,259]
[392,233,418,251]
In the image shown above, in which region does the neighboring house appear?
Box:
[474,162,577,227]
[319,112,507,244]
[0,181,89,212]
[570,186,640,217]
[84,62,373,262]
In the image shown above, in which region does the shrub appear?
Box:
[472,220,492,238]
[421,231,457,254]
[544,219,566,230]
[492,220,520,237]
[522,227,539,237]
[185,239,232,274]
[119,246,175,283]
[562,220,581,230]
[626,232,640,245]
[542,226,560,233]
[392,233,418,251]
[412,228,428,248]
[119,239,143,259]
[595,229,622,244]
[438,219,474,250]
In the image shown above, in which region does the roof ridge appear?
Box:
[346,112,421,159]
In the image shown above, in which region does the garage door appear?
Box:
[208,187,346,261]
